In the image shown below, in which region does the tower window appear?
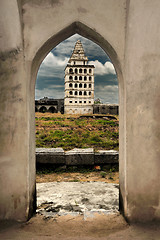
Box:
[75,76,77,80]
[89,76,92,81]
[84,83,87,88]
[69,68,73,73]
[89,84,91,88]
[79,91,82,96]
[69,100,72,103]
[69,76,73,80]
[75,83,78,88]
[79,76,82,80]
[84,91,87,96]
[84,69,87,73]
[79,83,82,88]
[75,68,78,73]
[79,68,82,73]
[75,91,78,95]
[69,83,72,88]
[84,76,87,81]
[79,101,82,103]
[89,91,91,95]
[84,101,86,103]
[69,91,73,95]
[89,69,92,73]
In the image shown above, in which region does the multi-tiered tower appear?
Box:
[64,40,95,114]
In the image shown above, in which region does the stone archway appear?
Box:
[39,106,47,113]
[30,21,125,219]
[1,0,160,223]
[48,106,56,113]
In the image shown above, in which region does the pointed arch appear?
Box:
[31,21,123,93]
[30,21,125,218]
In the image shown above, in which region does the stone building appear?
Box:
[64,40,95,114]
[35,97,64,113]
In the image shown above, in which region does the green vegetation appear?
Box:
[100,171,107,178]
[35,113,119,151]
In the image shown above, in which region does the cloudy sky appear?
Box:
[36,34,118,104]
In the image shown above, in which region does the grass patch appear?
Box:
[35,113,119,151]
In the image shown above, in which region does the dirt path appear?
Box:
[0,214,128,239]
[1,214,160,240]
[36,171,119,184]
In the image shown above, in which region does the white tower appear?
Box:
[64,40,95,114]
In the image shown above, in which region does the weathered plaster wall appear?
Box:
[0,0,160,223]
[22,1,127,222]
[22,0,126,222]
[21,0,126,65]
[124,0,160,222]
[0,0,36,221]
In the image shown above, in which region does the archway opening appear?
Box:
[39,106,47,113]
[48,106,56,113]
[31,22,123,219]
[35,33,120,218]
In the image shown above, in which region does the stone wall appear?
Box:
[36,148,119,166]
[93,104,119,115]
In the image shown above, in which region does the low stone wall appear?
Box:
[36,148,119,166]
[93,104,119,115]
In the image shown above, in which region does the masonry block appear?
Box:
[65,148,94,165]
[95,150,119,164]
[36,148,65,164]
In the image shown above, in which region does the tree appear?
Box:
[94,98,102,104]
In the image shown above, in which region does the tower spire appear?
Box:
[68,40,88,63]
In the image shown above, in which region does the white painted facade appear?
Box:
[64,40,94,114]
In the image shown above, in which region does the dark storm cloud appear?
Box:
[36,76,64,90]
[94,75,118,104]
[53,34,110,64]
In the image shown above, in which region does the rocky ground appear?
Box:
[36,168,119,219]
[36,182,119,219]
